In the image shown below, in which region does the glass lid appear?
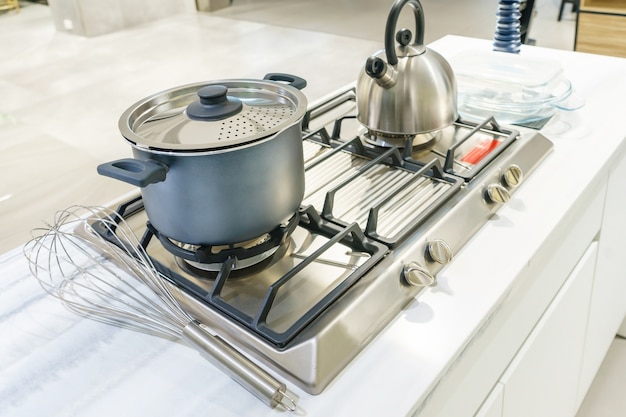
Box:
[118,79,307,152]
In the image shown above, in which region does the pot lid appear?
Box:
[119,79,307,152]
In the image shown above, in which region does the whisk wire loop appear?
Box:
[25,206,192,338]
[23,205,296,411]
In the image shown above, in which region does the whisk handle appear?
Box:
[181,321,296,411]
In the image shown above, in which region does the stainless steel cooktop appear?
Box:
[95,86,553,394]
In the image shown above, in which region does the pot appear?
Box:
[97,73,308,246]
[356,0,457,137]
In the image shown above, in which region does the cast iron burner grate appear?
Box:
[301,87,519,182]
[301,139,463,246]
[92,197,387,348]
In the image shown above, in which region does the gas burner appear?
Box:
[175,239,291,277]
[361,126,452,150]
[145,213,300,271]
[174,234,282,273]
[176,243,283,274]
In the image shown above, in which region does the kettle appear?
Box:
[356,0,458,136]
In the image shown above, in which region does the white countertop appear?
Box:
[2,35,626,417]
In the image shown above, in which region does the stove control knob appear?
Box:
[402,262,436,287]
[425,239,452,264]
[484,183,511,204]
[501,164,524,188]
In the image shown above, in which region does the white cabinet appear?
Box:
[474,383,504,417]
[495,149,626,417]
[414,179,605,417]
[577,149,626,407]
[499,243,597,417]
[412,146,626,417]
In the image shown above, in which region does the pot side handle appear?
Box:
[263,73,307,90]
[97,158,167,188]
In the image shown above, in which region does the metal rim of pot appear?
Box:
[118,73,308,155]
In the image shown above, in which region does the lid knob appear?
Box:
[396,29,412,46]
[186,85,243,121]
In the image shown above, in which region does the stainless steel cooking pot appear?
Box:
[97,74,307,246]
[356,0,457,136]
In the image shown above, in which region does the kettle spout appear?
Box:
[365,56,398,88]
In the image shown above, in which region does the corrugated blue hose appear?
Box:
[494,0,522,53]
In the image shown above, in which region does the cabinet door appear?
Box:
[500,243,597,417]
[474,383,504,417]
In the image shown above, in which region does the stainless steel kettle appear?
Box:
[356,0,458,136]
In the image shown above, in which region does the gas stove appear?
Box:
[94,85,553,394]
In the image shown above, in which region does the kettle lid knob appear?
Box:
[383,0,425,65]
[396,29,412,46]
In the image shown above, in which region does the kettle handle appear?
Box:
[384,0,425,66]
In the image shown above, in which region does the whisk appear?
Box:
[23,205,297,411]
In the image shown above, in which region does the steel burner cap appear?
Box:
[361,127,439,150]
[177,244,280,273]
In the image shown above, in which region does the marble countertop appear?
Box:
[3,25,626,417]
